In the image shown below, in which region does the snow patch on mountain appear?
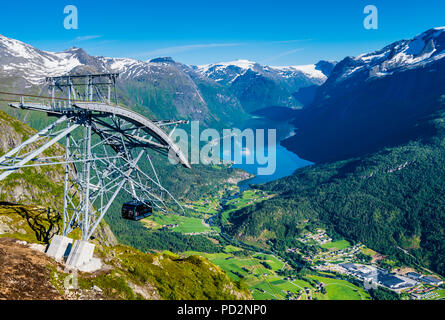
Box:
[0,34,157,84]
[270,64,327,81]
[196,59,330,86]
[98,57,150,80]
[0,33,332,90]
[198,59,256,73]
[195,60,259,83]
[0,35,85,84]
[336,27,445,82]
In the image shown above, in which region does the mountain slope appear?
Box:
[0,236,251,300]
[0,34,334,129]
[228,98,445,276]
[0,110,65,209]
[0,35,246,128]
[283,27,445,163]
[0,113,251,300]
[196,59,335,112]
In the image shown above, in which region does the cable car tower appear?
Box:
[0,73,190,268]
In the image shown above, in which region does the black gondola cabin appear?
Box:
[122,200,153,221]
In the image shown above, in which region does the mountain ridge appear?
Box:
[0,34,333,123]
[283,27,445,163]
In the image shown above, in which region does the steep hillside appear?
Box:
[227,97,445,276]
[283,27,445,163]
[0,204,250,300]
[0,118,251,301]
[0,112,117,246]
[0,110,65,209]
[0,236,251,300]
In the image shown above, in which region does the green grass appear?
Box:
[253,253,285,271]
[252,290,277,300]
[0,205,82,243]
[307,275,370,300]
[188,198,220,216]
[433,289,445,300]
[422,289,445,300]
[221,190,273,224]
[143,213,219,234]
[224,245,243,253]
[321,240,351,250]
[361,247,377,256]
[184,246,369,301]
[184,250,277,282]
[249,276,312,301]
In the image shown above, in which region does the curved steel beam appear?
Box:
[73,102,190,168]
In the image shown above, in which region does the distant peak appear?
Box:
[315,60,337,77]
[198,59,257,71]
[414,27,445,40]
[65,46,85,53]
[149,57,176,64]
[221,59,256,67]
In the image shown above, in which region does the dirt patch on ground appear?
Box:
[141,219,160,229]
[0,238,108,300]
[371,253,386,263]
[0,238,63,300]
[394,267,418,275]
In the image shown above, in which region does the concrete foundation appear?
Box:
[46,235,73,261]
[66,240,95,268]
[77,258,102,273]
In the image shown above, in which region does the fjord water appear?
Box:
[222,114,313,191]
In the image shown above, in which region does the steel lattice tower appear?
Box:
[0,74,190,246]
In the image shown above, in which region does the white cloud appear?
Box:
[73,35,103,42]
[262,48,304,63]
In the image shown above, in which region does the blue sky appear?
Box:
[1,0,444,65]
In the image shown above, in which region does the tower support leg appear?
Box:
[66,240,96,268]
[46,235,73,261]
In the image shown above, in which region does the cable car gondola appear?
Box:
[122,200,153,221]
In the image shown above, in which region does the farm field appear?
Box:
[186,198,220,216]
[184,250,280,280]
[142,213,219,234]
[183,184,239,218]
[307,275,370,300]
[185,246,371,301]
[321,240,351,250]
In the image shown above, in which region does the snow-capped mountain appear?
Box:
[283,27,445,163]
[0,33,335,121]
[0,35,236,126]
[0,33,331,90]
[330,27,445,84]
[269,64,328,82]
[0,35,83,85]
[0,34,162,85]
[196,59,332,85]
[197,60,258,83]
[194,59,335,112]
